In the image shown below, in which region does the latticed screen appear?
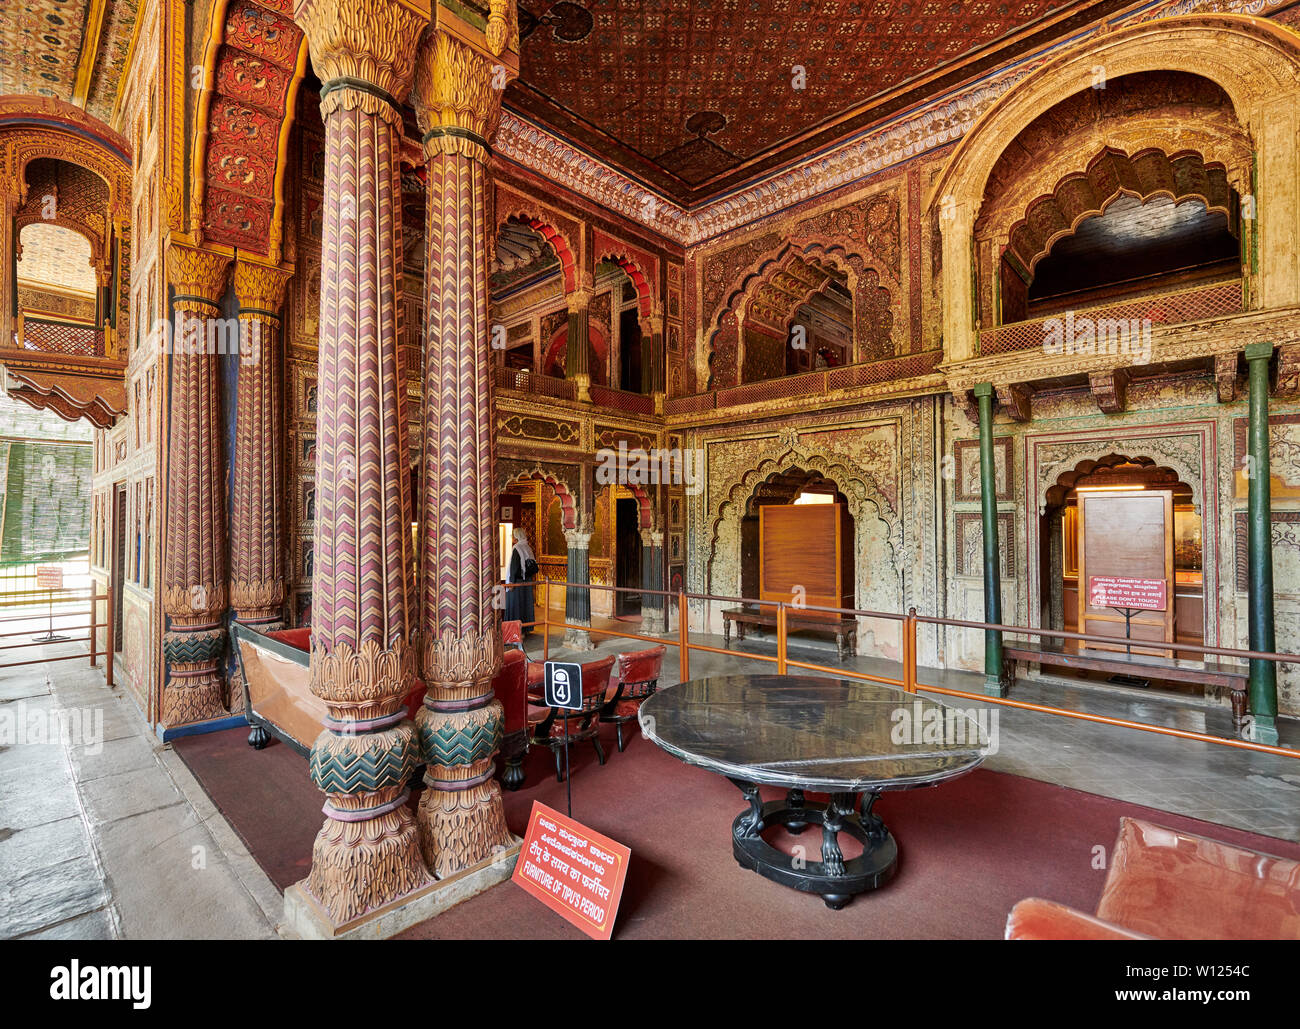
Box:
[0,441,93,564]
[22,318,105,358]
[979,280,1242,356]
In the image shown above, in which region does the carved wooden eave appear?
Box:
[0,351,128,429]
[941,304,1300,397]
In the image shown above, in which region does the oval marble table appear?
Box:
[639,674,990,909]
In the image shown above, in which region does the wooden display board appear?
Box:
[758,504,852,618]
[1077,489,1174,657]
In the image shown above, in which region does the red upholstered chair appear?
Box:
[600,645,667,752]
[1006,816,1300,940]
[502,620,524,651]
[492,648,529,791]
[528,654,616,782]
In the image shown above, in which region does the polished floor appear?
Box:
[1,610,1296,939]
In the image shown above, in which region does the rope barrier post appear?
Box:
[678,590,689,681]
[904,607,918,694]
[777,602,788,675]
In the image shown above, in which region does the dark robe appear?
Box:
[505,545,536,633]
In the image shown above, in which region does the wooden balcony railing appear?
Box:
[494,367,577,400]
[17,315,106,358]
[664,349,944,415]
[977,279,1243,357]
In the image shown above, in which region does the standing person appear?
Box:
[505,527,538,636]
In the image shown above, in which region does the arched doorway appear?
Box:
[1041,454,1205,691]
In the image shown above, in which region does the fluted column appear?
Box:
[1,171,20,349]
[162,242,231,726]
[645,310,665,398]
[563,527,593,651]
[640,528,666,635]
[413,12,520,879]
[231,260,291,628]
[293,0,432,925]
[567,285,593,402]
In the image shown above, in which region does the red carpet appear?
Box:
[174,723,1300,939]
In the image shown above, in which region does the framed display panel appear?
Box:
[758,503,852,618]
[1077,489,1174,657]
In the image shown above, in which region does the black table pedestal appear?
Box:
[728,781,897,909]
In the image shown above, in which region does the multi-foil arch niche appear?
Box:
[702,432,903,646]
[701,235,899,390]
[1025,424,1218,643]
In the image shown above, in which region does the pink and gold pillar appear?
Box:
[161,242,231,726]
[231,260,291,630]
[412,8,520,878]
[293,0,432,925]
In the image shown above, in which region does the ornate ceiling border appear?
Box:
[494,0,1293,248]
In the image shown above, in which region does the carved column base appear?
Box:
[416,677,513,877]
[161,672,228,725]
[417,777,513,878]
[161,627,227,725]
[563,627,595,651]
[307,721,432,924]
[641,610,667,636]
[307,807,431,925]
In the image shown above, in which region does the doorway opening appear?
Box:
[1040,455,1203,695]
[614,496,641,616]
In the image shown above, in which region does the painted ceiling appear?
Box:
[510,0,1136,205]
[0,0,139,123]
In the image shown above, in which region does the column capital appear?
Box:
[413,8,520,159]
[563,528,592,549]
[166,242,230,308]
[566,285,593,314]
[1244,342,1275,362]
[972,381,995,399]
[294,0,429,121]
[234,260,293,314]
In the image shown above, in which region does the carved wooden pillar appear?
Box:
[640,527,665,634]
[644,310,665,398]
[231,260,291,629]
[1245,342,1279,745]
[0,164,22,349]
[566,285,593,402]
[563,526,593,651]
[973,381,1006,697]
[412,15,520,879]
[161,243,231,726]
[293,0,432,925]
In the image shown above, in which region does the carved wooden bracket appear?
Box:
[995,382,1032,422]
[1215,351,1239,403]
[1275,343,1300,398]
[1088,368,1129,414]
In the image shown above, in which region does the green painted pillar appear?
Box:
[1244,343,1279,745]
[973,383,1006,697]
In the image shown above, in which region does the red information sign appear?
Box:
[35,565,63,590]
[512,801,630,940]
[1088,576,1167,611]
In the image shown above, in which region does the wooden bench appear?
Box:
[1002,640,1249,732]
[722,606,857,663]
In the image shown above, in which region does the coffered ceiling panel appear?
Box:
[509,0,1136,205]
